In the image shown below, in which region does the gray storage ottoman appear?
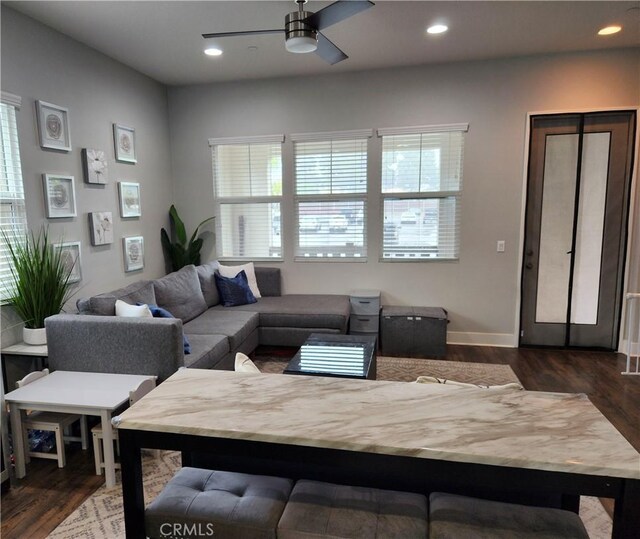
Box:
[381,306,447,358]
[429,492,589,539]
[145,467,293,539]
[277,480,428,538]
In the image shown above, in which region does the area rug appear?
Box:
[254,356,523,385]
[49,450,612,539]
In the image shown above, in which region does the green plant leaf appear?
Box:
[169,204,187,246]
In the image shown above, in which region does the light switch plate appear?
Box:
[497,240,505,252]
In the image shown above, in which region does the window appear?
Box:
[0,93,27,301]
[210,135,284,260]
[379,124,467,260]
[293,130,372,260]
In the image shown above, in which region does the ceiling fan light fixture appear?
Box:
[285,35,318,53]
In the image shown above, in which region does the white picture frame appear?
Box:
[82,148,109,184]
[113,123,137,163]
[123,236,144,272]
[118,181,141,218]
[43,174,77,218]
[53,241,82,283]
[36,100,71,152]
[88,211,114,246]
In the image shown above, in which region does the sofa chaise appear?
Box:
[46,264,350,381]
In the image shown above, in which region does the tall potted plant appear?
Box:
[161,205,215,272]
[2,227,74,345]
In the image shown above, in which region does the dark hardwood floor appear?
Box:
[1,345,638,538]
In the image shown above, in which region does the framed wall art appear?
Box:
[36,100,71,151]
[53,241,82,283]
[123,236,144,272]
[43,174,77,218]
[113,123,136,163]
[82,148,109,184]
[118,181,141,218]
[88,211,114,246]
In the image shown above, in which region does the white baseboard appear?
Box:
[447,332,516,348]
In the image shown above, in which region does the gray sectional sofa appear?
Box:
[45,263,350,381]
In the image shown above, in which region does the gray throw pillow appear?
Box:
[153,265,208,323]
[196,260,220,307]
[87,280,157,316]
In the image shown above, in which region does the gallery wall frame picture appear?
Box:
[88,211,114,246]
[82,148,109,184]
[43,174,77,218]
[118,181,141,218]
[53,241,82,283]
[113,123,137,163]
[123,236,144,272]
[36,100,71,152]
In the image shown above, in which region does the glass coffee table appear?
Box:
[284,333,377,380]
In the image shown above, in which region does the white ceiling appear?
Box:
[7,1,640,86]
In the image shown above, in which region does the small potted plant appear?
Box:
[2,227,74,345]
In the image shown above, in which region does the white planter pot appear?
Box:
[23,327,47,346]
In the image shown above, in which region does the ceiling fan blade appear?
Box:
[315,32,348,65]
[304,0,374,31]
[202,29,284,39]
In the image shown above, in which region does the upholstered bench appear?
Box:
[277,479,428,538]
[429,492,590,539]
[145,467,293,539]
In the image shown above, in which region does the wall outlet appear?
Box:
[497,240,505,252]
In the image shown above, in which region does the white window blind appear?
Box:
[211,137,283,260]
[0,97,27,301]
[379,125,466,260]
[293,130,370,260]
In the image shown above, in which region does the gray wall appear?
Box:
[1,7,173,345]
[167,48,640,345]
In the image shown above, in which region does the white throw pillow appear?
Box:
[218,262,261,298]
[234,352,261,374]
[115,299,153,318]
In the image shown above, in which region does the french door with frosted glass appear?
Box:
[520,111,636,349]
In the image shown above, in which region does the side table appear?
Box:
[1,342,48,392]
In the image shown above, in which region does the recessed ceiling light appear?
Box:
[426,24,448,35]
[204,47,223,56]
[598,25,622,36]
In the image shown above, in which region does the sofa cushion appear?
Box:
[183,309,259,351]
[145,304,191,354]
[216,295,350,332]
[153,265,208,323]
[254,267,281,297]
[183,334,230,370]
[196,260,220,307]
[86,280,157,316]
[215,270,257,307]
[219,262,261,298]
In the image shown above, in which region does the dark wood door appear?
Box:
[520,111,636,349]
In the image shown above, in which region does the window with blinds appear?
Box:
[379,125,467,260]
[293,130,371,260]
[210,136,283,260]
[0,96,27,301]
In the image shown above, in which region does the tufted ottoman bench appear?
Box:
[277,479,429,538]
[145,467,293,539]
[429,492,590,539]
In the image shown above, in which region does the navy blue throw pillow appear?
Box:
[214,270,257,307]
[138,303,191,354]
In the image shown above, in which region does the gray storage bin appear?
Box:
[380,306,447,358]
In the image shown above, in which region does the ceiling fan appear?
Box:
[202,0,375,65]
